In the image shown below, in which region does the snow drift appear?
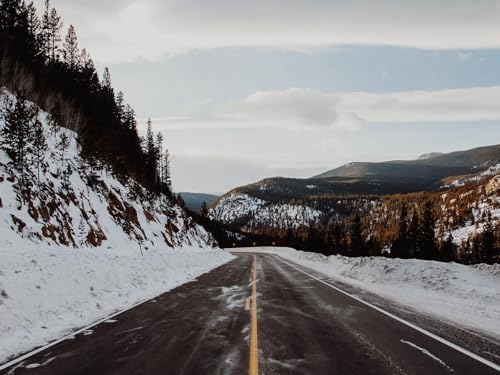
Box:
[0,245,232,362]
[0,90,233,363]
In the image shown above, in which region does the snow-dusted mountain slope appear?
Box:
[0,91,233,363]
[209,193,322,230]
[211,166,499,253]
[0,91,212,251]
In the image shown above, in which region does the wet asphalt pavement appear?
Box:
[1,252,499,375]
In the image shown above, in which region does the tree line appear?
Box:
[0,0,171,195]
[217,187,500,264]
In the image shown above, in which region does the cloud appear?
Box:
[141,86,500,132]
[340,86,500,122]
[220,89,339,128]
[149,86,500,131]
[226,86,500,127]
[40,0,500,62]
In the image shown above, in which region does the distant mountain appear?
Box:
[417,152,445,160]
[313,144,500,182]
[209,145,500,255]
[179,193,219,213]
[209,144,500,231]
[210,144,499,203]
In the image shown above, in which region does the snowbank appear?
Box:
[241,247,500,339]
[0,245,233,362]
[0,90,234,363]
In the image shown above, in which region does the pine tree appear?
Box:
[0,95,37,186]
[26,2,40,34]
[481,211,496,264]
[41,0,50,58]
[79,48,100,93]
[47,6,63,61]
[462,240,472,265]
[440,233,456,262]
[349,212,365,257]
[124,104,137,131]
[62,24,79,69]
[47,112,59,136]
[419,201,438,260]
[144,118,157,188]
[392,203,409,258]
[57,131,70,170]
[25,1,43,56]
[102,67,112,91]
[32,118,47,185]
[163,149,172,195]
[472,235,481,264]
[407,210,420,258]
[115,91,125,123]
[156,132,164,186]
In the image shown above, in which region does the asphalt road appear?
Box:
[1,252,499,375]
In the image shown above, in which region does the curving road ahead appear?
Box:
[1,252,499,375]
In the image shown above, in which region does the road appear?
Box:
[1,252,499,375]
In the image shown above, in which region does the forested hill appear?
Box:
[0,0,220,250]
[208,150,500,264]
[314,144,500,180]
[211,144,500,202]
[0,0,170,194]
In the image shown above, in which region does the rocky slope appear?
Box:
[0,90,233,363]
[0,92,215,252]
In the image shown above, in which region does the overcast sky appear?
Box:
[37,1,500,193]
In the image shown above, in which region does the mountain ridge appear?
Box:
[313,144,500,180]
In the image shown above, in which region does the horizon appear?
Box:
[36,0,500,193]
[179,142,500,194]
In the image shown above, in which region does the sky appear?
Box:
[37,0,500,193]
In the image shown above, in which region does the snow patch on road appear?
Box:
[219,285,246,311]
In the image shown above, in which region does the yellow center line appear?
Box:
[249,254,259,375]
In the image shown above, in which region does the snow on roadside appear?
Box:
[0,244,233,363]
[240,247,500,339]
[0,89,235,364]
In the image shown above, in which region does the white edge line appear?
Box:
[0,297,152,371]
[275,255,500,372]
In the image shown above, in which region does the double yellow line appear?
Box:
[248,255,259,375]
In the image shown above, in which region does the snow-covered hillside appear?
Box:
[209,192,322,230]
[444,163,500,188]
[239,247,500,339]
[0,91,213,251]
[439,175,500,245]
[0,91,233,362]
[211,168,499,259]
